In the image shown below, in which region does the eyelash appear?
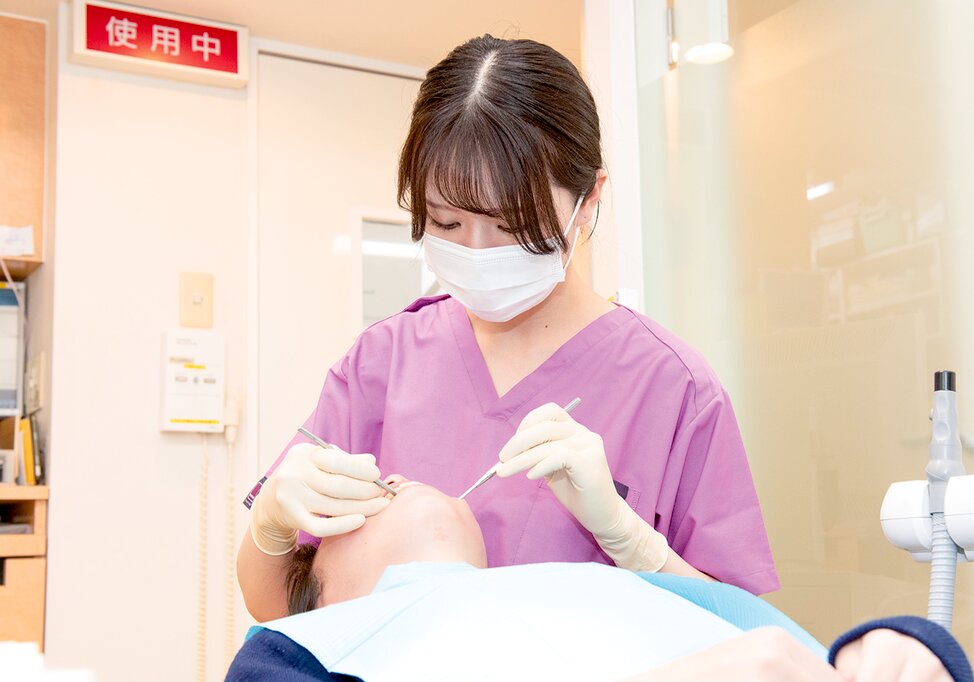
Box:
[429,218,460,231]
[428,217,515,234]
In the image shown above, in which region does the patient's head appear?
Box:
[286,475,487,615]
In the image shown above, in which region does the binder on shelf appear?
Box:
[29,415,43,485]
[18,417,34,485]
[0,448,15,484]
[0,283,25,417]
[6,417,25,485]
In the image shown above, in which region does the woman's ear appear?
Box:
[582,169,608,224]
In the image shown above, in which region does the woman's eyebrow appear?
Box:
[427,200,503,219]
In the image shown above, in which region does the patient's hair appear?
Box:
[286,544,321,616]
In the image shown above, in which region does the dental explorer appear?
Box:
[458,397,582,500]
[297,427,398,496]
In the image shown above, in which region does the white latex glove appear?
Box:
[623,627,842,681]
[250,442,390,555]
[834,628,951,682]
[495,402,668,572]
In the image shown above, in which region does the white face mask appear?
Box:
[422,195,585,323]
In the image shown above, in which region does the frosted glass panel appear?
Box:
[636,0,974,648]
[362,219,438,326]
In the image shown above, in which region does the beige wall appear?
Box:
[47,2,250,679]
[131,0,583,70]
[637,0,974,648]
[582,0,646,306]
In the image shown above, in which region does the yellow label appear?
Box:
[183,364,206,370]
[169,418,220,425]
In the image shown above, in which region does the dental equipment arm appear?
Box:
[925,371,965,629]
[495,402,671,573]
[881,370,972,632]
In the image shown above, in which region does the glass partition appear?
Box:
[636,0,974,647]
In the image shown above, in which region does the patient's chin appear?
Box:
[392,494,486,566]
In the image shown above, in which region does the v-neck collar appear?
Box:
[446,297,631,422]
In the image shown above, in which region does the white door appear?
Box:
[257,54,421,471]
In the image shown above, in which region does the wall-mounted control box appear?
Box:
[161,329,224,433]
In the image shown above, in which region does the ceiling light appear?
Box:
[673,0,734,65]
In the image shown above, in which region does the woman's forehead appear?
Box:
[424,178,501,216]
[425,197,496,218]
[424,181,566,214]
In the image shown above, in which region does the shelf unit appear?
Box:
[0,484,48,648]
[0,15,47,278]
[818,238,943,337]
[0,13,50,650]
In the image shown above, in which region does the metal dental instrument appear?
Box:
[458,397,582,500]
[297,427,398,496]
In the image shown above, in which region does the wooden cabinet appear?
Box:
[0,484,48,648]
[0,15,47,278]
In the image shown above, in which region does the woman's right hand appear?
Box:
[249,442,391,555]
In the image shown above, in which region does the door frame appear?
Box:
[245,39,425,479]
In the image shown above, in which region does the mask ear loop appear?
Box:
[587,201,601,241]
[561,194,586,271]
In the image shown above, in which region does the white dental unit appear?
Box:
[881,370,974,631]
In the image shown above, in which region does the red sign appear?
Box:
[72,1,248,87]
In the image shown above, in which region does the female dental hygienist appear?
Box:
[238,34,779,621]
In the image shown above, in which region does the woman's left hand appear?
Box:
[495,402,671,573]
[494,402,619,536]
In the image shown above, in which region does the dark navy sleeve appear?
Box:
[225,629,365,682]
[828,616,972,682]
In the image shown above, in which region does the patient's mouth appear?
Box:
[381,479,426,499]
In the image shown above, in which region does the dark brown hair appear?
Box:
[285,544,321,616]
[398,34,603,255]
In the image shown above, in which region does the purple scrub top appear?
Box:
[265,296,779,595]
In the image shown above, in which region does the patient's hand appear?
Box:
[624,626,952,682]
[833,628,950,682]
[623,627,841,681]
